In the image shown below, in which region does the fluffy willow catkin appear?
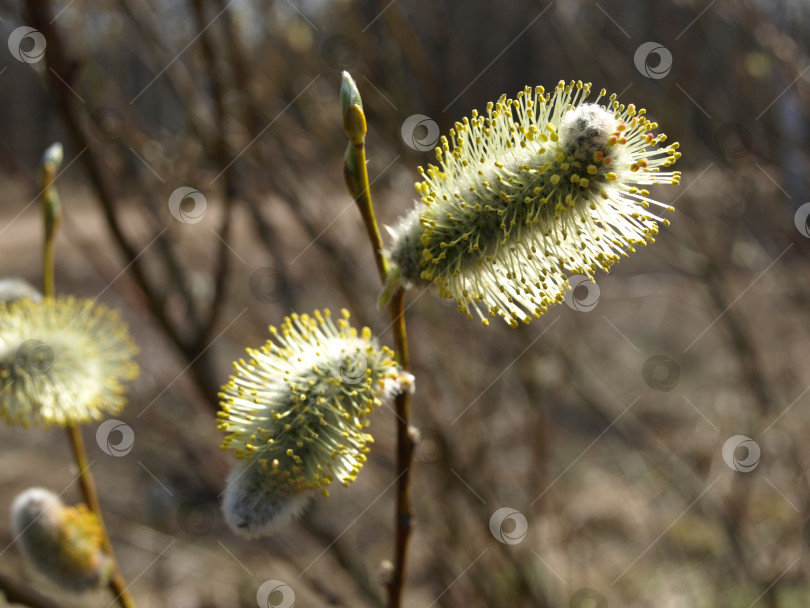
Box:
[0,296,139,428]
[387,80,682,327]
[217,309,413,537]
[10,488,111,591]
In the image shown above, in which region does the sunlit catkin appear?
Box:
[387,80,681,327]
[218,309,413,537]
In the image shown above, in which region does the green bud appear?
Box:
[41,142,63,174]
[343,104,367,146]
[340,70,362,112]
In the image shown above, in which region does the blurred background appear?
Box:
[1,0,809,606]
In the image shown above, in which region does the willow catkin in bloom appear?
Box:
[218,309,413,537]
[0,296,139,427]
[10,488,111,591]
[387,80,682,327]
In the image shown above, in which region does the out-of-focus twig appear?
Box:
[189,0,236,349]
[299,518,385,608]
[0,571,64,608]
[39,140,135,608]
[26,0,225,410]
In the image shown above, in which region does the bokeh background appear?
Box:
[1,0,809,606]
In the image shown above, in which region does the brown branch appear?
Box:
[0,571,64,608]
[26,0,226,409]
[189,0,236,349]
[341,84,415,607]
[385,288,414,608]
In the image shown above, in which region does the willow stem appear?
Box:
[65,427,136,608]
[342,92,414,608]
[353,139,389,279]
[41,170,59,300]
[40,166,136,608]
[42,238,56,300]
[386,288,414,608]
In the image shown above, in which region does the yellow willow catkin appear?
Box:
[0,296,139,428]
[11,488,112,591]
[387,80,681,327]
[217,309,413,537]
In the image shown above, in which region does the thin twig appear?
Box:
[38,141,136,608]
[341,86,415,608]
[65,427,136,608]
[0,570,64,608]
[189,0,236,349]
[386,288,414,608]
[26,0,223,409]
